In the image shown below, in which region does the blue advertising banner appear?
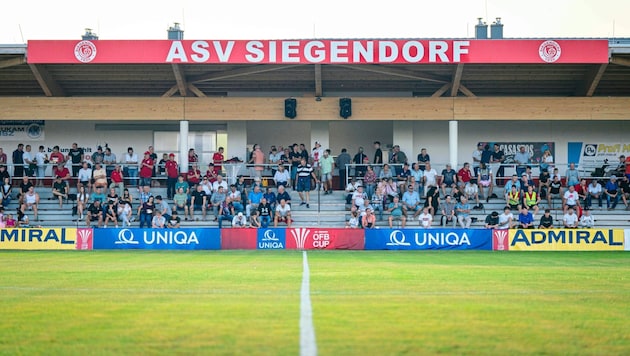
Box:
[93,228,221,250]
[256,228,286,250]
[365,228,492,250]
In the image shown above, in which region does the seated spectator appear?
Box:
[384,177,399,202]
[503,174,521,201]
[579,207,595,228]
[506,185,521,211]
[218,197,234,228]
[167,210,181,228]
[464,181,480,206]
[92,163,108,189]
[138,196,155,228]
[275,185,291,206]
[273,164,290,189]
[498,206,514,230]
[246,185,263,218]
[538,209,554,229]
[232,212,248,228]
[457,162,473,189]
[547,175,563,208]
[187,163,202,187]
[274,198,292,227]
[53,163,71,185]
[151,209,166,228]
[104,201,119,228]
[378,164,394,180]
[155,195,171,221]
[173,187,190,221]
[361,207,377,229]
[410,163,424,196]
[263,187,277,211]
[86,200,103,228]
[77,162,93,194]
[619,175,630,209]
[522,185,540,217]
[200,176,213,196]
[370,187,384,221]
[189,184,207,221]
[538,169,551,199]
[563,207,579,228]
[227,185,244,213]
[117,201,132,227]
[605,176,620,210]
[109,164,125,198]
[586,179,603,209]
[562,185,580,214]
[346,210,360,229]
[387,196,406,228]
[212,174,228,194]
[417,206,433,229]
[441,195,457,227]
[352,185,368,210]
[517,207,535,229]
[257,197,273,228]
[440,164,458,197]
[455,196,472,229]
[575,178,588,206]
[51,175,69,209]
[484,211,500,229]
[175,175,190,196]
[401,184,421,217]
[345,177,362,204]
[249,210,262,228]
[20,186,39,221]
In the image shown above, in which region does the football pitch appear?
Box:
[0,251,628,355]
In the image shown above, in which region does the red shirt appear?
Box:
[458,168,471,183]
[50,152,65,164]
[213,152,224,173]
[625,157,630,175]
[187,169,201,184]
[140,158,154,178]
[53,167,70,180]
[111,170,123,183]
[205,169,218,183]
[165,160,179,178]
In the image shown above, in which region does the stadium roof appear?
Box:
[1,39,629,98]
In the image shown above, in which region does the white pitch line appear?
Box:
[300,251,317,356]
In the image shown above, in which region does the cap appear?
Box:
[144,151,150,155]
[314,141,320,145]
[169,153,175,157]
[491,211,499,217]
[155,195,162,200]
[97,146,103,150]
[477,142,483,147]
[611,175,617,179]
[254,177,261,182]
[237,212,243,217]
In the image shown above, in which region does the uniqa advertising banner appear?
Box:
[498,228,625,251]
[0,228,78,250]
[364,228,492,250]
[93,228,220,250]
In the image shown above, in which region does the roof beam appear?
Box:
[458,84,476,97]
[337,64,449,83]
[610,56,630,67]
[450,64,464,97]
[577,63,608,97]
[171,64,188,97]
[0,56,25,69]
[28,64,65,97]
[187,83,206,98]
[314,64,322,97]
[431,83,451,97]
[162,85,179,97]
[189,65,303,84]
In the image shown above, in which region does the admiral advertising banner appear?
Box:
[0,120,45,141]
[27,39,609,64]
[93,228,220,250]
[505,229,624,251]
[364,228,492,250]
[0,228,80,250]
[568,142,629,177]
[286,228,364,250]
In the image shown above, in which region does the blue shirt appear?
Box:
[248,190,263,204]
[605,181,619,194]
[402,191,420,206]
[519,212,534,224]
[455,202,470,218]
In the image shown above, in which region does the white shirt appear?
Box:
[580,214,595,227]
[498,212,513,229]
[276,204,291,217]
[232,216,247,227]
[588,183,602,195]
[424,168,438,187]
[563,190,579,205]
[78,168,93,182]
[418,213,433,228]
[201,182,212,195]
[212,180,228,193]
[274,170,290,184]
[35,151,48,167]
[22,151,32,167]
[563,213,578,226]
[311,148,324,167]
[352,191,367,207]
[125,153,138,165]
[472,149,482,167]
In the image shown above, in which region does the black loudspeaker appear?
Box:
[285,98,297,119]
[339,98,352,119]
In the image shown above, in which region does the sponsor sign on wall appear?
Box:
[286,228,364,250]
[221,228,257,249]
[568,142,629,177]
[507,229,624,251]
[257,228,286,250]
[0,120,45,141]
[364,228,492,250]
[0,228,78,250]
[93,228,220,250]
[27,39,608,64]
[480,141,554,167]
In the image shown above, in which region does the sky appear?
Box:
[1,0,629,43]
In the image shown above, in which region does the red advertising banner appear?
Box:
[221,228,257,250]
[285,228,364,250]
[493,230,510,251]
[27,39,608,64]
[75,228,93,250]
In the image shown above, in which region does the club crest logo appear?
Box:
[74,40,97,63]
[538,40,561,63]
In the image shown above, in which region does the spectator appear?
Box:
[457,162,473,189]
[417,148,430,171]
[352,147,367,178]
[464,181,480,206]
[53,163,71,185]
[605,176,620,210]
[370,186,384,221]
[575,178,588,206]
[619,175,630,209]
[424,186,440,217]
[441,195,457,227]
[547,175,563,208]
[361,207,377,229]
[506,185,521,211]
[514,146,531,177]
[103,147,117,178]
[565,163,580,187]
[346,210,360,229]
[268,146,281,176]
[77,162,93,194]
[1,176,12,207]
[155,195,171,221]
[538,168,551,199]
[409,162,424,196]
[228,184,244,213]
[563,207,579,228]
[296,157,318,208]
[522,185,540,217]
[586,179,603,209]
[401,184,421,217]
[12,143,24,177]
[151,209,166,228]
[34,145,48,186]
[562,185,580,214]
[173,187,190,221]
[484,211,500,229]
[109,164,125,198]
[124,147,139,186]
[273,164,290,189]
[490,143,506,185]
[373,141,383,168]
[477,162,494,202]
[117,201,132,227]
[167,210,181,228]
[86,199,103,228]
[210,186,226,221]
[104,201,119,228]
[379,163,394,181]
[165,153,179,200]
[216,197,234,228]
[422,162,438,198]
[139,196,155,228]
[263,187,276,211]
[51,176,69,209]
[472,143,483,176]
[274,198,292,227]
[320,149,335,194]
[276,185,291,206]
[540,149,554,173]
[455,196,472,228]
[189,184,207,221]
[579,207,595,228]
[418,206,433,228]
[230,211,247,228]
[0,147,6,165]
[249,210,262,228]
[517,207,535,229]
[249,144,265,179]
[22,145,35,177]
[21,185,40,221]
[246,185,263,218]
[498,206,515,230]
[352,185,368,210]
[205,163,218,183]
[187,148,199,169]
[387,196,406,228]
[211,174,228,194]
[440,164,457,197]
[186,163,201,187]
[175,175,190,196]
[213,147,225,176]
[538,209,554,229]
[92,146,105,166]
[389,145,407,176]
[257,197,272,228]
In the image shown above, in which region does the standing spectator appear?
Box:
[49,145,65,166]
[92,146,105,166]
[514,146,531,177]
[139,151,154,188]
[296,158,318,208]
[157,153,168,177]
[34,145,48,186]
[165,153,179,200]
[124,147,139,187]
[268,146,281,176]
[491,143,506,184]
[311,141,324,171]
[23,145,36,178]
[1,175,12,208]
[336,148,351,190]
[320,149,335,194]
[423,162,438,197]
[472,143,483,176]
[353,147,368,178]
[389,145,407,176]
[0,147,6,165]
[456,196,472,228]
[289,144,301,186]
[605,176,620,210]
[188,148,199,169]
[213,147,225,176]
[373,141,383,166]
[67,143,84,177]
[103,147,117,178]
[12,143,24,177]
[417,148,430,171]
[249,144,265,179]
[565,163,580,187]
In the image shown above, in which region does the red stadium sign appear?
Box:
[285,228,364,250]
[27,39,609,64]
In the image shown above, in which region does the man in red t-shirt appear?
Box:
[165,153,179,199]
[213,147,224,175]
[457,162,472,189]
[187,163,201,187]
[53,163,71,184]
[109,164,125,197]
[139,151,154,187]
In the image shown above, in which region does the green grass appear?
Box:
[0,251,628,355]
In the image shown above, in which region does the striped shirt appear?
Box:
[297,164,314,178]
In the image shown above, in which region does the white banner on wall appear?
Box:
[568,142,629,177]
[0,120,45,141]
